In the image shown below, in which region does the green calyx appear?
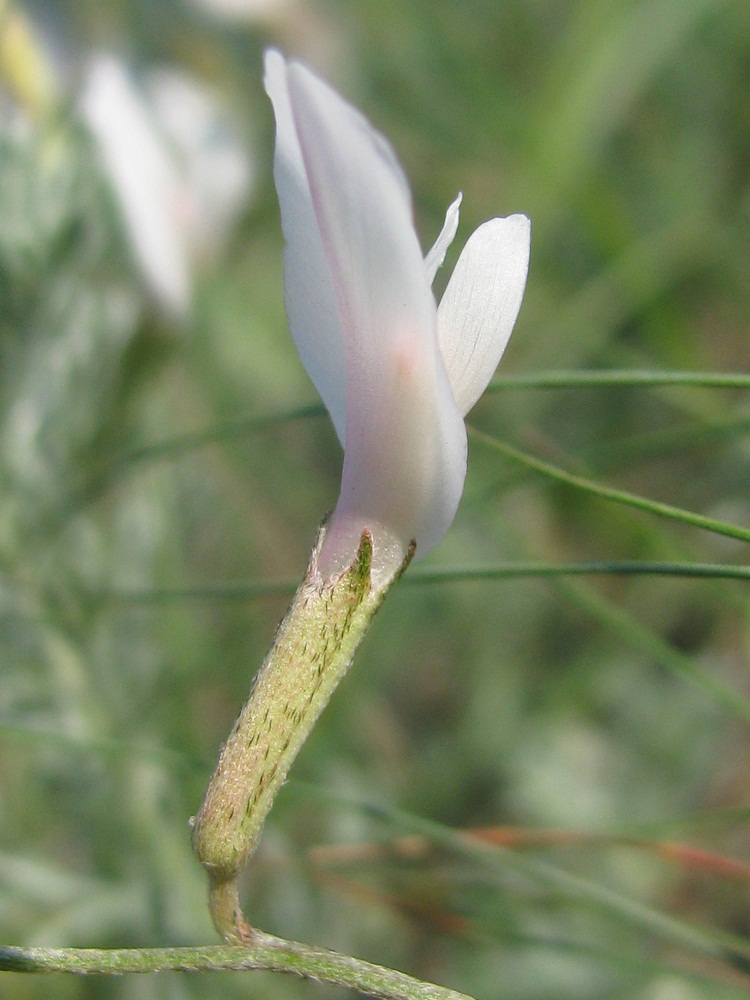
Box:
[191,523,413,941]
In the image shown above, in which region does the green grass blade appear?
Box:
[470,426,750,544]
[488,370,750,392]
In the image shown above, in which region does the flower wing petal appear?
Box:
[284,58,467,579]
[264,50,347,442]
[437,214,531,415]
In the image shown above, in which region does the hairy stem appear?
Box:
[0,937,475,1000]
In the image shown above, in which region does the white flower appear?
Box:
[264,50,530,585]
[185,0,293,19]
[80,56,253,319]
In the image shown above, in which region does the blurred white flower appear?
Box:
[184,0,341,75]
[265,51,530,585]
[147,68,253,260]
[186,0,293,19]
[80,56,253,319]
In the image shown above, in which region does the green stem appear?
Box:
[76,371,750,501]
[0,935,475,1000]
[471,427,750,544]
[410,561,750,583]
[487,369,750,391]
[319,794,750,979]
[85,559,750,608]
[557,576,750,723]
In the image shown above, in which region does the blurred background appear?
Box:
[1,1,750,997]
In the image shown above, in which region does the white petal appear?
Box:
[264,50,346,442]
[323,341,468,585]
[189,0,292,19]
[80,55,191,317]
[281,57,467,581]
[437,214,530,415]
[146,68,253,260]
[424,192,462,284]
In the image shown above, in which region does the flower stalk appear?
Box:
[192,47,529,948]
[191,524,413,941]
[0,938,476,999]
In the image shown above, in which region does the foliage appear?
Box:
[2,1,750,997]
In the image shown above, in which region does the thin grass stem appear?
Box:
[470,426,750,544]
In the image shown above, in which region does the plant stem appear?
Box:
[0,934,475,1000]
[487,369,750,391]
[471,427,750,544]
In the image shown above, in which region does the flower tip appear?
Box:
[424,191,463,283]
[263,46,282,76]
[507,211,531,241]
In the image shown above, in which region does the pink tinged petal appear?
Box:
[264,51,347,442]
[324,334,468,586]
[282,59,467,583]
[437,214,531,416]
[424,193,462,283]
